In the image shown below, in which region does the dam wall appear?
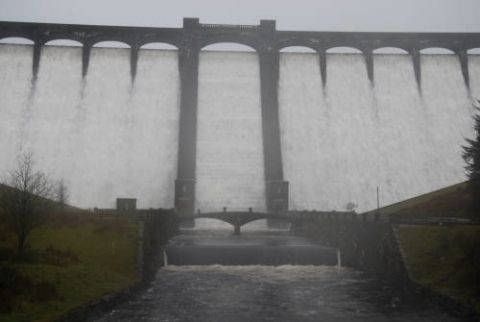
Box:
[0,44,180,209]
[279,51,476,212]
[0,19,479,213]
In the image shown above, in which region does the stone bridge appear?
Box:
[193,209,355,234]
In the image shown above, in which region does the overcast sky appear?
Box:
[1,0,480,32]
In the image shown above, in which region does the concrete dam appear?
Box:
[0,18,479,215]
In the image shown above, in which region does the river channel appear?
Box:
[95,223,461,322]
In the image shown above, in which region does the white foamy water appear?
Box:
[95,264,460,321]
[279,52,478,212]
[196,51,266,213]
[0,44,179,209]
[0,44,478,213]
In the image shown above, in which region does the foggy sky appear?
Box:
[1,0,480,32]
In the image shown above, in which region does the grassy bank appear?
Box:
[0,213,139,322]
[369,182,474,218]
[398,224,480,313]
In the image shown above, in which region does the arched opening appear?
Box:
[242,218,287,231]
[420,47,455,55]
[326,46,363,54]
[196,42,265,215]
[140,42,178,50]
[201,42,256,52]
[92,41,130,48]
[373,47,408,55]
[45,39,82,47]
[467,48,480,55]
[194,218,233,230]
[0,37,34,45]
[280,46,317,53]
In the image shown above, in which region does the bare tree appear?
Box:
[0,152,54,254]
[56,179,69,212]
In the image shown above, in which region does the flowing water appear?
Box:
[94,228,461,322]
[0,44,478,212]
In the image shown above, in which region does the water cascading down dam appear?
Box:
[1,18,479,321]
[1,18,479,218]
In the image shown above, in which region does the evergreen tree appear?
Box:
[463,103,480,213]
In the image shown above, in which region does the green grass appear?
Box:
[0,213,140,322]
[398,225,480,312]
[366,182,475,218]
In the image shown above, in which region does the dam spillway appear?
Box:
[0,19,479,214]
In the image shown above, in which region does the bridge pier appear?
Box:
[234,224,241,235]
[266,180,289,228]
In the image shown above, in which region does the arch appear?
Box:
[420,47,455,54]
[0,36,34,44]
[92,41,130,48]
[45,39,83,47]
[201,42,256,52]
[467,48,480,55]
[280,46,317,53]
[373,47,409,54]
[277,42,318,53]
[193,217,233,229]
[140,42,178,50]
[326,46,363,54]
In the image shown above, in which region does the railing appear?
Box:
[200,23,258,31]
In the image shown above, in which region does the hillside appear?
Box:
[368,182,475,219]
[380,181,480,316]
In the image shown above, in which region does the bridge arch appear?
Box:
[92,41,131,48]
[201,42,256,52]
[45,39,83,47]
[140,42,178,50]
[372,47,409,54]
[467,48,480,54]
[326,46,363,54]
[277,42,319,53]
[279,46,317,53]
[193,212,293,234]
[0,36,35,44]
[199,39,259,52]
[194,217,233,230]
[419,47,455,54]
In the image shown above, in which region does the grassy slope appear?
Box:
[0,214,139,322]
[386,182,480,313]
[367,181,474,218]
[398,225,480,312]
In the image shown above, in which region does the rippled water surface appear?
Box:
[95,264,459,322]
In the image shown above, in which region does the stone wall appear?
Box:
[291,213,410,291]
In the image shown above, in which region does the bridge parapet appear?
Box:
[193,209,359,234]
